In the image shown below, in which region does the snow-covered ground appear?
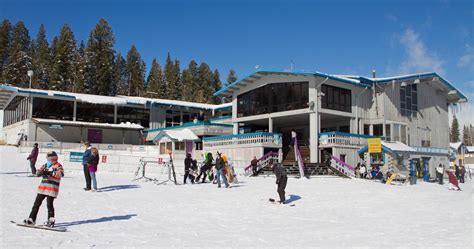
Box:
[0,146,472,248]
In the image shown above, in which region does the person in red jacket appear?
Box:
[26,143,39,175]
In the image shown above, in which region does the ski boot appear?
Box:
[23,218,35,226]
[44,217,55,227]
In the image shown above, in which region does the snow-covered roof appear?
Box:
[382,141,416,152]
[32,118,144,129]
[449,142,463,150]
[466,146,474,153]
[0,84,231,110]
[149,128,199,142]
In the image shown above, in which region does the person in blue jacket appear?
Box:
[82,141,92,191]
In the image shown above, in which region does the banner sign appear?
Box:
[70,152,84,162]
[368,138,382,153]
[48,124,64,129]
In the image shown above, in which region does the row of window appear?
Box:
[400,84,418,117]
[237,82,309,117]
[3,96,30,126]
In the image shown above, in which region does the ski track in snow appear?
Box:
[1,146,473,248]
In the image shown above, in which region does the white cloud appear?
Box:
[398,28,445,75]
[458,44,474,70]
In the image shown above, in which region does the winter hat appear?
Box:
[46,151,58,162]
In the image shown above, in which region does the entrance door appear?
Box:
[88,129,103,143]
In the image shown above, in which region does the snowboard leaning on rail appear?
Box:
[10,220,67,232]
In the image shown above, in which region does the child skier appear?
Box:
[24,151,64,227]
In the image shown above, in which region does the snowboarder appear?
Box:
[183,153,192,184]
[82,141,92,191]
[215,152,229,188]
[196,152,213,183]
[87,147,100,191]
[436,164,444,184]
[27,143,39,175]
[24,151,64,227]
[251,156,258,176]
[272,163,287,204]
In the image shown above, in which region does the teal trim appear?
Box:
[213,69,371,96]
[209,115,232,121]
[144,121,233,133]
[126,101,145,106]
[53,93,75,99]
[0,85,19,92]
[319,131,377,139]
[18,89,48,95]
[202,132,282,141]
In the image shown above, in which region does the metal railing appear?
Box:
[319,132,377,147]
[244,151,279,176]
[329,155,355,178]
[203,132,282,148]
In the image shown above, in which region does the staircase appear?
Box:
[282,145,310,165]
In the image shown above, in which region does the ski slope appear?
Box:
[0,146,472,248]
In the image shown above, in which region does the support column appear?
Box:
[310,112,319,163]
[113,105,117,124]
[179,110,183,125]
[233,122,239,135]
[73,101,77,122]
[268,117,273,133]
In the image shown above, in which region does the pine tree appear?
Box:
[181,60,198,101]
[462,125,470,146]
[196,62,213,103]
[211,69,222,104]
[74,41,87,93]
[113,53,128,96]
[450,114,460,143]
[5,21,31,87]
[0,19,12,82]
[85,19,115,95]
[31,24,51,89]
[126,45,145,96]
[50,24,77,91]
[146,58,165,98]
[226,69,237,85]
[164,53,181,100]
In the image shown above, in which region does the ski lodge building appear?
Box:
[0,69,468,178]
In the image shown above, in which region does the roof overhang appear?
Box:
[213,70,371,97]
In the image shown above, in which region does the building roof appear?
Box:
[148,128,199,142]
[0,84,231,111]
[466,146,474,153]
[214,70,468,103]
[449,142,463,150]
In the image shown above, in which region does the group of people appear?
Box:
[185,151,237,188]
[354,163,382,179]
[23,141,100,227]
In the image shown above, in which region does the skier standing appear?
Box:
[24,151,64,227]
[272,163,288,204]
[27,143,39,175]
[82,141,92,191]
[87,147,100,191]
[436,164,444,184]
[183,153,192,184]
[215,152,229,188]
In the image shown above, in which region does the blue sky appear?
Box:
[0,0,473,124]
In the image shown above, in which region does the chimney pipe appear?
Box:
[372,69,376,78]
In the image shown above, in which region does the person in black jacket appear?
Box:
[272,163,288,204]
[215,152,229,188]
[183,153,192,184]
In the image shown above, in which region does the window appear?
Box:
[400,84,418,117]
[4,96,31,126]
[373,124,383,137]
[175,142,185,151]
[321,84,352,112]
[364,124,370,135]
[237,82,309,117]
[76,103,114,123]
[32,97,74,121]
[117,106,150,127]
[340,154,346,163]
[385,124,391,141]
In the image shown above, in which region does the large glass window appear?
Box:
[237,81,309,117]
[400,84,417,117]
[117,106,150,127]
[321,84,352,112]
[32,97,74,121]
[76,102,114,123]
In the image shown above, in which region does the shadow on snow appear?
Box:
[55,214,137,227]
[286,194,302,204]
[98,184,141,192]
